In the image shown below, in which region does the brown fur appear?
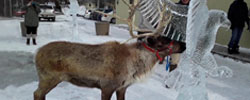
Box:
[34,39,185,100]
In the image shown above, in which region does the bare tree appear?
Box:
[21,0,24,6]
[9,0,12,17]
[3,0,7,16]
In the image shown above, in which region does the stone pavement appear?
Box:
[212,44,250,63]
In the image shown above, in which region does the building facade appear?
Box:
[116,0,250,48]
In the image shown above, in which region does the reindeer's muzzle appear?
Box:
[178,42,186,53]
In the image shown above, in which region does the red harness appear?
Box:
[142,41,174,62]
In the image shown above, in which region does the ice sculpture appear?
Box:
[165,0,233,100]
[137,0,233,100]
[138,0,188,43]
[69,0,80,40]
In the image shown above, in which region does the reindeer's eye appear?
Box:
[147,37,156,46]
[158,36,171,44]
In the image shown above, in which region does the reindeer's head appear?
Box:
[145,36,186,55]
[125,0,185,56]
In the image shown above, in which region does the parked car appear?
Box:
[90,8,104,20]
[101,9,116,24]
[14,9,26,17]
[84,9,92,19]
[39,4,56,21]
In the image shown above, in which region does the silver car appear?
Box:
[39,4,56,21]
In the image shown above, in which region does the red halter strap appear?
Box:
[167,41,174,55]
[142,42,156,52]
[142,41,174,62]
[157,41,174,53]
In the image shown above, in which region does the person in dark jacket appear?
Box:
[177,0,190,5]
[23,0,41,45]
[168,0,190,72]
[227,0,250,54]
[249,8,250,16]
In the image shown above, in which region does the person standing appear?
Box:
[23,0,41,45]
[249,8,250,25]
[248,8,250,16]
[169,0,190,72]
[227,0,250,54]
[177,0,190,5]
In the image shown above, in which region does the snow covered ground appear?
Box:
[0,15,250,100]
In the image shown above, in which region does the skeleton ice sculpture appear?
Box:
[137,0,233,100]
[138,0,188,43]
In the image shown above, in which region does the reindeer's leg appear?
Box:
[34,78,61,100]
[116,87,128,100]
[101,88,115,100]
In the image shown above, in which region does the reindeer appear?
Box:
[33,0,186,100]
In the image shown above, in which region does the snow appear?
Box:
[0,15,250,100]
[0,15,130,53]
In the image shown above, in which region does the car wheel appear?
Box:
[52,18,56,22]
[110,18,116,24]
